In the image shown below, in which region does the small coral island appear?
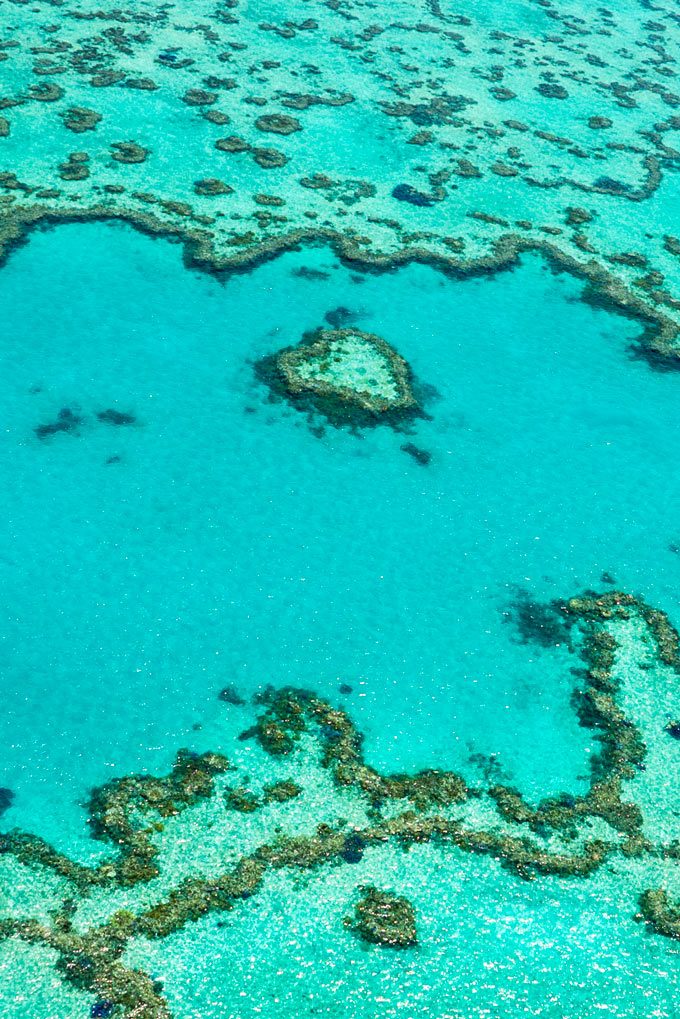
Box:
[256,327,420,429]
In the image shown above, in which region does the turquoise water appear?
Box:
[0,220,678,1016]
[1,0,680,1013]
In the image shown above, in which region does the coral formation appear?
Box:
[61,108,102,134]
[256,327,420,428]
[0,205,677,374]
[1,2,680,1008]
[255,114,302,136]
[110,142,149,165]
[348,886,418,947]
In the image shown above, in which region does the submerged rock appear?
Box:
[664,719,680,740]
[90,1002,114,1019]
[218,684,245,706]
[324,306,360,329]
[341,832,366,864]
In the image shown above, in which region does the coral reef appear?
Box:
[256,327,420,428]
[255,114,302,136]
[0,1,678,1010]
[0,0,677,389]
[61,108,102,134]
[489,592,660,852]
[0,0,678,358]
[0,591,677,1017]
[110,142,149,165]
[0,205,677,374]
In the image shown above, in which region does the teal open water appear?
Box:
[1,0,679,1016]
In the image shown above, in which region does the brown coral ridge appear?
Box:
[0,914,172,1019]
[0,804,609,1019]
[490,591,679,854]
[255,327,421,429]
[248,685,469,809]
[0,205,678,370]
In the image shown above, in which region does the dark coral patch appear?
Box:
[664,719,680,740]
[110,141,149,164]
[96,409,136,426]
[0,787,14,816]
[35,407,83,440]
[400,442,431,465]
[61,107,102,133]
[502,589,571,647]
[255,114,302,135]
[392,183,436,207]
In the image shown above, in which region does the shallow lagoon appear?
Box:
[0,220,679,1015]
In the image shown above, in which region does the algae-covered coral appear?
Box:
[0,590,678,1017]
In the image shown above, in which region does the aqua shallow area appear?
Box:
[0,220,678,1016]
